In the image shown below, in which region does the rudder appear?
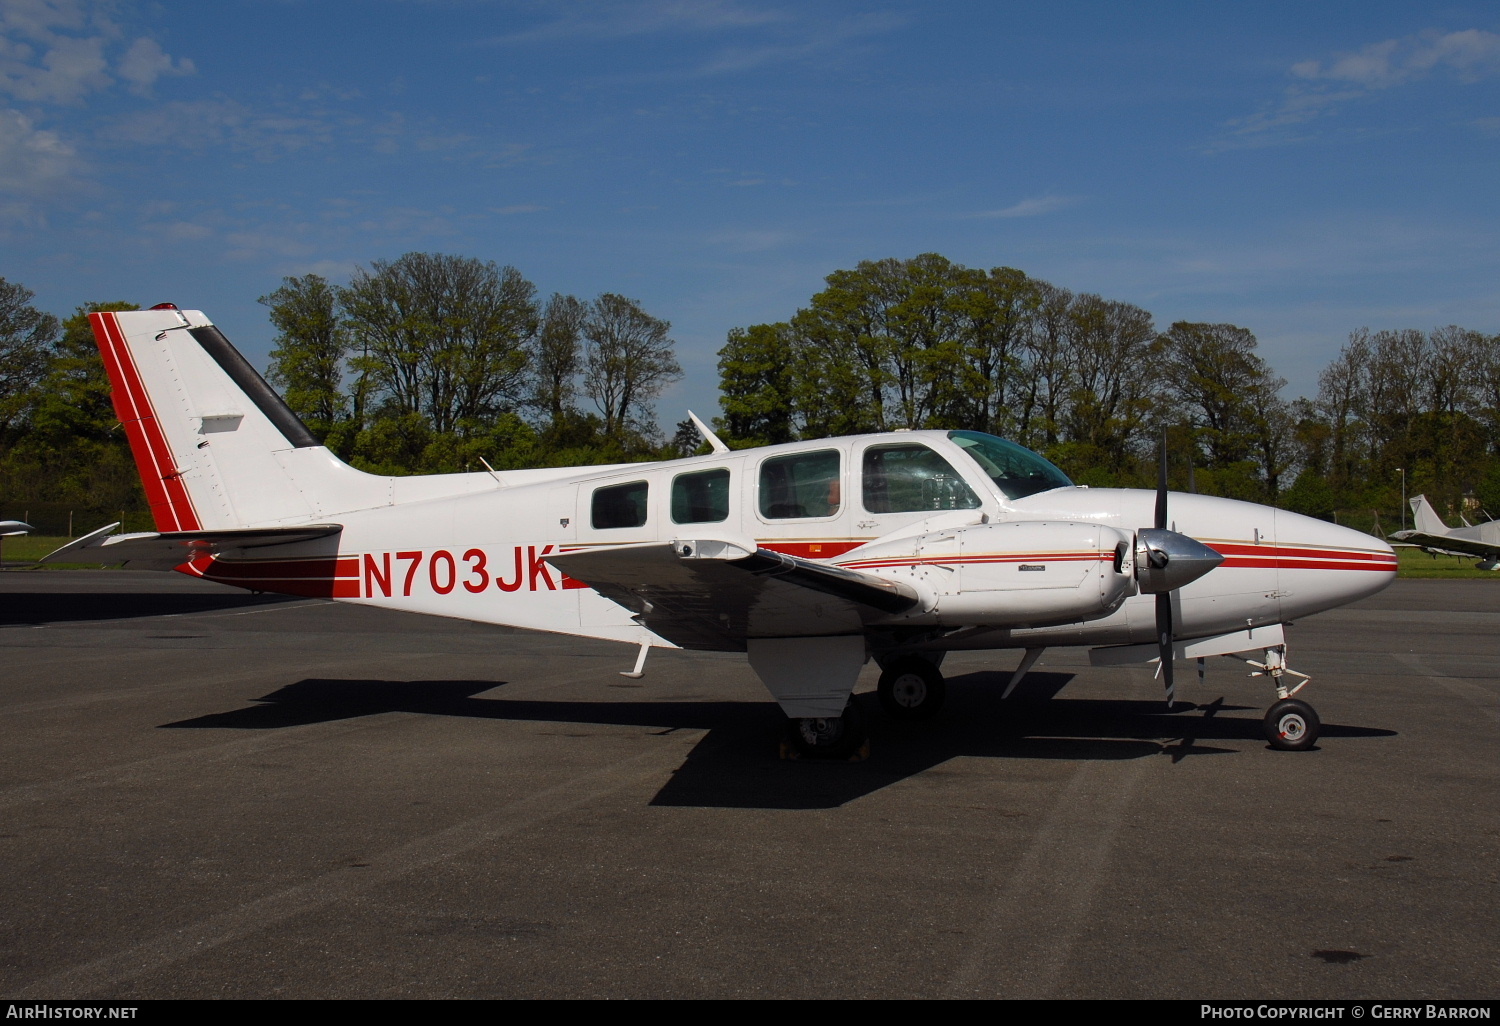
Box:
[92,306,354,530]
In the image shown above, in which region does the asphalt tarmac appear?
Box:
[0,570,1495,999]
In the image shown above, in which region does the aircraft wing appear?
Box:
[546,540,922,651]
[1389,530,1499,561]
[39,522,343,570]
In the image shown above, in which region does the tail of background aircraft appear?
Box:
[92,306,404,531]
[1408,494,1451,537]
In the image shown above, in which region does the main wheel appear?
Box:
[877,657,946,720]
[1263,698,1320,751]
[785,702,867,760]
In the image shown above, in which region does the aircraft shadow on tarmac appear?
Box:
[0,590,299,624]
[160,670,1398,810]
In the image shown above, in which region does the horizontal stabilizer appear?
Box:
[547,539,921,650]
[41,522,342,569]
[0,520,31,537]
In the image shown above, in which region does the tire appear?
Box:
[1263,698,1320,751]
[877,657,946,721]
[786,701,867,760]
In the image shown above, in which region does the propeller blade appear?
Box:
[1156,427,1168,531]
[1156,591,1174,708]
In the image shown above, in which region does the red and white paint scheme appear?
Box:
[48,306,1397,757]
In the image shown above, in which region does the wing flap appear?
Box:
[547,540,922,651]
[40,523,343,569]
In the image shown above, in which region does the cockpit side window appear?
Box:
[759,450,841,519]
[862,444,980,513]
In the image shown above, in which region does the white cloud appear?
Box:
[486,0,788,46]
[0,30,108,103]
[694,11,902,76]
[102,99,335,158]
[971,195,1078,219]
[0,106,80,195]
[1223,28,1500,145]
[117,37,194,95]
[484,1,900,79]
[0,1,194,104]
[706,228,794,252]
[1291,29,1500,89]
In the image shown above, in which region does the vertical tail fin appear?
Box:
[92,306,377,529]
[1408,494,1449,537]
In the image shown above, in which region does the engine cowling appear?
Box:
[841,520,1137,628]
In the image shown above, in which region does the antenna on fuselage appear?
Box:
[687,410,730,455]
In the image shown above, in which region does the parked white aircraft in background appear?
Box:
[44,306,1397,757]
[0,520,31,568]
[1390,495,1500,570]
[0,521,30,537]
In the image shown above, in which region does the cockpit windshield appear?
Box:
[948,430,1073,500]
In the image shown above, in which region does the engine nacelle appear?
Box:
[844,520,1136,628]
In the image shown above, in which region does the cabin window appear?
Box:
[591,480,649,529]
[862,444,980,513]
[759,450,841,519]
[672,468,730,524]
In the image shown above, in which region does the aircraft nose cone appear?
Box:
[1136,528,1225,593]
[1273,508,1398,616]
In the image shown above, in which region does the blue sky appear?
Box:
[4,0,1499,424]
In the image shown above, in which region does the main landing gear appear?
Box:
[782,701,869,761]
[1242,646,1320,752]
[877,656,947,720]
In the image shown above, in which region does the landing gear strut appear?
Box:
[783,701,869,760]
[1242,646,1320,752]
[877,657,946,720]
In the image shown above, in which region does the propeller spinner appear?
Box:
[1136,430,1224,708]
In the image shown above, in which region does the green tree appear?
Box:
[260,275,347,440]
[581,293,681,438]
[716,322,797,446]
[2,301,145,514]
[953,266,1038,435]
[1160,322,1266,467]
[1016,281,1074,449]
[532,292,585,428]
[0,277,60,447]
[342,252,539,437]
[1059,295,1157,467]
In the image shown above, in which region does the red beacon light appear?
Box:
[150,302,179,310]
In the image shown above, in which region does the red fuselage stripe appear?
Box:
[93,313,200,532]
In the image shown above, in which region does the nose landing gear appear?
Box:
[1241,646,1320,751]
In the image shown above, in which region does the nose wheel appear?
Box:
[1263,698,1320,751]
[877,657,946,720]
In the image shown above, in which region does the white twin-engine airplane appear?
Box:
[47,306,1398,758]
